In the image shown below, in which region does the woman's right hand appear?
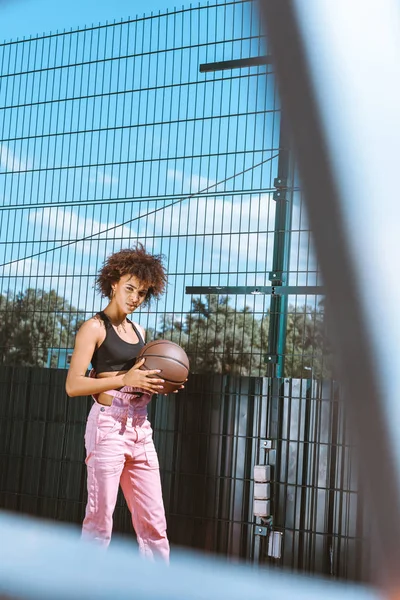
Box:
[121,358,165,393]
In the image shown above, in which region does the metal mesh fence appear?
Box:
[0,0,280,371]
[0,0,368,582]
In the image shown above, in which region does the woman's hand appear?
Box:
[122,358,165,393]
[164,379,188,396]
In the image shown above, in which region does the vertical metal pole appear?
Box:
[266,118,293,378]
[261,119,294,564]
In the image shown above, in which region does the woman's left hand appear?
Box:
[164,380,187,396]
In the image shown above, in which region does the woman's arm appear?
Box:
[65,319,126,397]
[66,318,165,397]
[136,323,146,343]
[131,322,186,395]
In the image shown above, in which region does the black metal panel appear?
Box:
[0,366,371,581]
[199,56,272,72]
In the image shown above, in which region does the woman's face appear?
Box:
[111,274,148,313]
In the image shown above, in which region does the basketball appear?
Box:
[137,340,189,393]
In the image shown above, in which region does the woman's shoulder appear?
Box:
[79,314,106,336]
[128,319,145,341]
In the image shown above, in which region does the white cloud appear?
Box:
[1,191,319,314]
[23,193,309,284]
[28,207,134,247]
[146,192,275,237]
[0,257,39,278]
[0,143,31,172]
[0,254,82,279]
[22,192,313,289]
[88,171,119,186]
[134,192,277,277]
[167,168,183,183]
[167,168,217,194]
[187,174,216,192]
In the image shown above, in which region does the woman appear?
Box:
[66,244,175,562]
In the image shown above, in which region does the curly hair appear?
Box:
[96,244,167,305]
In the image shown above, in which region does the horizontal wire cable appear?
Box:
[0,108,277,141]
[0,35,265,80]
[0,0,255,48]
[0,71,274,114]
[2,186,303,212]
[0,147,279,177]
[0,152,279,268]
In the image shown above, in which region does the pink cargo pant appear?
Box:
[82,386,169,562]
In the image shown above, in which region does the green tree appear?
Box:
[0,288,85,367]
[159,295,269,376]
[159,295,334,379]
[285,302,334,378]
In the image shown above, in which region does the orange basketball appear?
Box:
[137,340,189,393]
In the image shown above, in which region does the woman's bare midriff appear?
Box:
[96,370,128,406]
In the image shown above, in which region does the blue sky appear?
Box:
[0,0,182,42]
[0,0,317,332]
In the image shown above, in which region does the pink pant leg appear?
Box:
[82,404,125,546]
[120,420,170,563]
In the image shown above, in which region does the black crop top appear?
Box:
[91,311,145,374]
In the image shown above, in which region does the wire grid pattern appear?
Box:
[0,0,281,373]
[270,379,369,579]
[0,0,368,582]
[0,366,369,580]
[277,175,329,379]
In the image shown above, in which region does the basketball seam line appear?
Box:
[140,354,189,370]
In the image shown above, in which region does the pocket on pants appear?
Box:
[144,435,160,470]
[84,411,120,463]
[96,412,120,445]
[84,418,97,456]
